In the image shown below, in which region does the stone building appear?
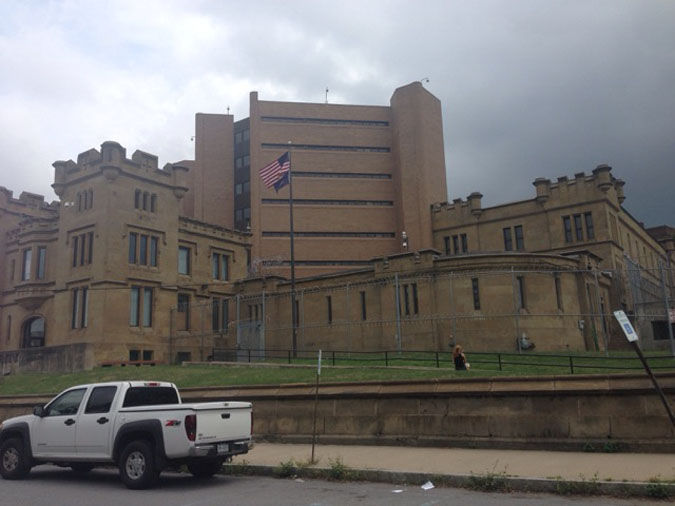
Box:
[431,165,674,349]
[0,142,250,370]
[182,81,447,278]
[224,249,611,356]
[1,84,673,370]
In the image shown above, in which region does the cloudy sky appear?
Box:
[1,0,673,226]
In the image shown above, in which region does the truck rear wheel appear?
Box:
[187,459,223,478]
[119,440,159,489]
[0,438,31,480]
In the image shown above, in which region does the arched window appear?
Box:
[22,317,45,348]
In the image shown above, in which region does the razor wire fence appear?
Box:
[167,264,675,365]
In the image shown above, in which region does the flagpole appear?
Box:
[288,144,298,357]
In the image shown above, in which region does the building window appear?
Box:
[87,232,94,264]
[514,225,524,251]
[177,293,190,331]
[77,192,82,212]
[503,228,513,251]
[412,284,419,314]
[516,276,526,310]
[563,216,573,243]
[130,286,153,327]
[71,287,89,329]
[178,246,191,275]
[10,259,15,281]
[21,249,32,281]
[443,236,450,255]
[212,252,229,280]
[235,183,243,195]
[584,212,594,239]
[327,296,332,324]
[129,233,137,263]
[72,236,79,267]
[6,315,11,343]
[471,278,481,310]
[235,132,242,143]
[150,194,157,213]
[461,233,468,253]
[212,298,229,332]
[452,235,459,255]
[129,233,158,266]
[150,237,158,267]
[554,274,563,311]
[574,214,583,241]
[360,291,367,321]
[22,317,45,348]
[403,285,410,315]
[143,192,149,211]
[134,190,141,209]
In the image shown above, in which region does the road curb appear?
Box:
[222,463,673,499]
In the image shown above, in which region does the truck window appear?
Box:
[85,386,118,414]
[122,387,179,408]
[45,388,86,416]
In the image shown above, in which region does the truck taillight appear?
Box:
[185,414,196,441]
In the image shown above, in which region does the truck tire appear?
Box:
[0,438,31,480]
[119,440,159,489]
[187,459,223,478]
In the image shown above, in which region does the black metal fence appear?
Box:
[211,347,675,375]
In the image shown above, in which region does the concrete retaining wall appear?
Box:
[0,343,94,374]
[1,373,674,452]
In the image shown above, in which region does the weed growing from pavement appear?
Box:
[555,473,601,496]
[327,457,351,480]
[467,462,510,492]
[275,459,298,478]
[646,483,670,499]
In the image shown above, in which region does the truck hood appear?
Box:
[1,413,34,429]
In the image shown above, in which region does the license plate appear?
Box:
[217,443,230,454]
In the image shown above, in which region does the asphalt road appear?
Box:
[0,466,661,506]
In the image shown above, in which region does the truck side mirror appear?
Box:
[33,405,45,417]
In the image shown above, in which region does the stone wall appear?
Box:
[0,343,94,374]
[2,373,672,452]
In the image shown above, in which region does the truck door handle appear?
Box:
[97,417,109,424]
[64,419,76,426]
[221,413,230,419]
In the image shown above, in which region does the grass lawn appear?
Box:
[1,349,674,396]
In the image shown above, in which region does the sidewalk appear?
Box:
[244,443,675,482]
[231,442,675,496]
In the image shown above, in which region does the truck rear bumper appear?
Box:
[189,440,252,458]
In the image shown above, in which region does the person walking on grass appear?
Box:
[453,345,470,371]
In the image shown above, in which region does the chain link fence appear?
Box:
[167,263,675,364]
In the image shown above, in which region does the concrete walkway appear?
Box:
[244,443,675,483]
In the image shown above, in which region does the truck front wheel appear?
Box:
[0,438,31,480]
[187,459,223,478]
[119,440,159,489]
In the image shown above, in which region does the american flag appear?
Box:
[259,152,290,191]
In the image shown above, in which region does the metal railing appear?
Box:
[211,347,675,375]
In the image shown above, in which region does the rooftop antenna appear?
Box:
[227,105,230,114]
[325,87,329,104]
[419,77,429,85]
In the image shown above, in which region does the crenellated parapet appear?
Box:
[51,141,189,198]
[530,164,626,207]
[0,186,58,217]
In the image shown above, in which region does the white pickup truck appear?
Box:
[0,381,252,489]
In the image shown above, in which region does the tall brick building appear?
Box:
[182,81,447,278]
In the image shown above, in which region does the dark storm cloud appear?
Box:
[0,0,673,225]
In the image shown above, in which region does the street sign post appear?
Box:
[311,350,322,463]
[613,311,675,428]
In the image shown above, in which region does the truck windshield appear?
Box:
[122,387,179,408]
